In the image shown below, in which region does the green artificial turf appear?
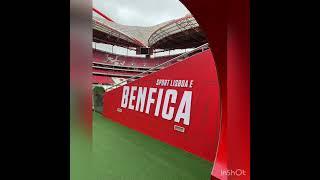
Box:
[92,112,213,180]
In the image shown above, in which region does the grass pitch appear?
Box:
[91,112,213,180]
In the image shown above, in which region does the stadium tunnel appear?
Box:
[179,0,250,179]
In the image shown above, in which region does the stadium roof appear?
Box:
[93,14,207,50]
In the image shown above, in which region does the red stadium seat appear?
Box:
[93,49,179,68]
[92,75,114,84]
[92,49,185,87]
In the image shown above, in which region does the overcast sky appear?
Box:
[93,0,190,27]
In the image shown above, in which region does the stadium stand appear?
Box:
[102,43,209,91]
[92,13,208,90]
[93,49,179,67]
[92,65,156,73]
[92,49,184,89]
[92,43,209,90]
[92,75,114,85]
[92,68,143,77]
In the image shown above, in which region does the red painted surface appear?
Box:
[103,50,221,162]
[180,0,250,179]
[227,0,250,179]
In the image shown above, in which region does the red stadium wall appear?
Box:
[103,50,221,162]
